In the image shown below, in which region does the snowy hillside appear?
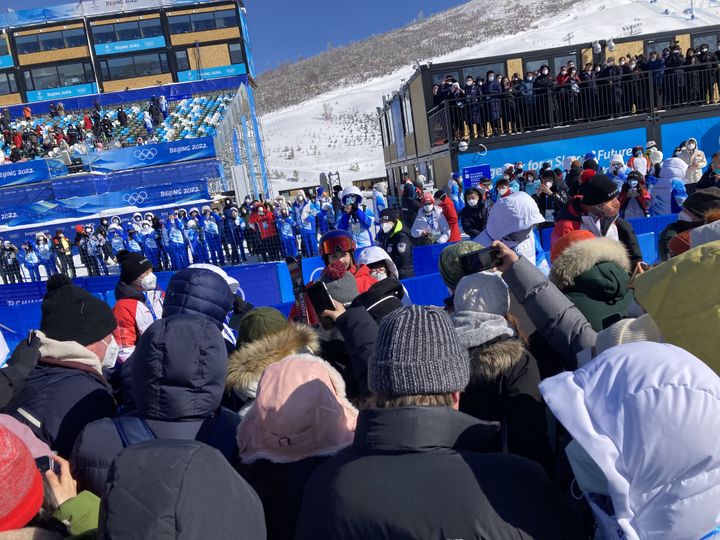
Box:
[261,0,720,192]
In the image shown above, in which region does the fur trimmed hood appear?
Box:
[468,338,526,382]
[550,237,631,289]
[226,324,319,399]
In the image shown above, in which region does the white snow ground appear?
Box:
[261,0,720,192]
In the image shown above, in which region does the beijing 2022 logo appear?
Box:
[133,148,158,161]
[123,191,148,205]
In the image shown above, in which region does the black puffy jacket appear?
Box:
[71,315,239,495]
[296,407,586,540]
[99,440,266,539]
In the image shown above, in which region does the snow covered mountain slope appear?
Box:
[261,0,720,192]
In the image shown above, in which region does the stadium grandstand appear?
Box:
[0,0,270,278]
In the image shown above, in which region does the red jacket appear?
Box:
[249,212,277,239]
[439,197,462,242]
[112,283,164,362]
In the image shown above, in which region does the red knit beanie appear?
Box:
[0,426,44,531]
[580,169,596,184]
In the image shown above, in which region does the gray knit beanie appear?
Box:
[370,305,470,395]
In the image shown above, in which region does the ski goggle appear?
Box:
[320,236,356,256]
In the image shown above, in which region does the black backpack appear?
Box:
[111,407,237,460]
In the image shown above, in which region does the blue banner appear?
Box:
[0,182,54,206]
[94,35,166,56]
[238,7,256,78]
[0,55,13,69]
[26,83,98,104]
[0,179,210,228]
[79,137,216,172]
[458,127,647,179]
[177,64,247,82]
[52,159,220,198]
[461,164,492,189]
[0,160,51,187]
[660,117,720,157]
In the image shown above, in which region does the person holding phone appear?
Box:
[411,193,451,246]
[0,425,101,536]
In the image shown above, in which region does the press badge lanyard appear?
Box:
[143,292,158,322]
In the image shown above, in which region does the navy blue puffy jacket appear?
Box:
[162,267,234,329]
[71,315,239,495]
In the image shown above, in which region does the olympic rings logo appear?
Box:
[133,148,158,161]
[123,191,148,205]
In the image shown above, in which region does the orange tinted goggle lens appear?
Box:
[321,237,355,255]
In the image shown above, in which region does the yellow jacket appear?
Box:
[634,240,720,372]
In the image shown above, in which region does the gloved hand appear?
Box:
[0,333,41,408]
[6,334,41,380]
[233,295,254,317]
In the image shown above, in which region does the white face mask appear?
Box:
[370,269,387,281]
[423,204,434,213]
[381,222,394,233]
[140,273,157,291]
[467,198,479,207]
[545,182,553,188]
[101,335,119,369]
[687,143,696,150]
[498,188,508,196]
[488,76,495,81]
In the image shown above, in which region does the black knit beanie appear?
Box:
[580,174,620,206]
[40,274,117,345]
[683,187,720,218]
[117,250,153,284]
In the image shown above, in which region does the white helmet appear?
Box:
[357,246,399,279]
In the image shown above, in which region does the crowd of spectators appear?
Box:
[1,149,720,537]
[0,95,168,165]
[432,41,720,138]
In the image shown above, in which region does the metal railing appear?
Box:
[429,64,720,145]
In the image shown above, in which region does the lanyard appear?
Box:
[143,292,158,322]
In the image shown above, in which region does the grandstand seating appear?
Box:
[3,92,234,158]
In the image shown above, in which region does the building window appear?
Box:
[0,72,17,95]
[553,54,578,74]
[525,59,549,74]
[15,28,88,54]
[93,19,163,44]
[168,9,238,35]
[92,24,115,44]
[175,50,190,71]
[23,62,93,90]
[692,34,717,49]
[168,15,192,34]
[100,52,170,80]
[645,40,671,57]
[191,12,215,32]
[228,43,244,65]
[138,19,163,38]
[403,93,414,134]
[214,9,238,29]
[0,39,10,56]
[115,21,141,42]
[15,35,41,55]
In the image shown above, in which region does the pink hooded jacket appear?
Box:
[237,354,358,464]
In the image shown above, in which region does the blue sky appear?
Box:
[4,0,466,73]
